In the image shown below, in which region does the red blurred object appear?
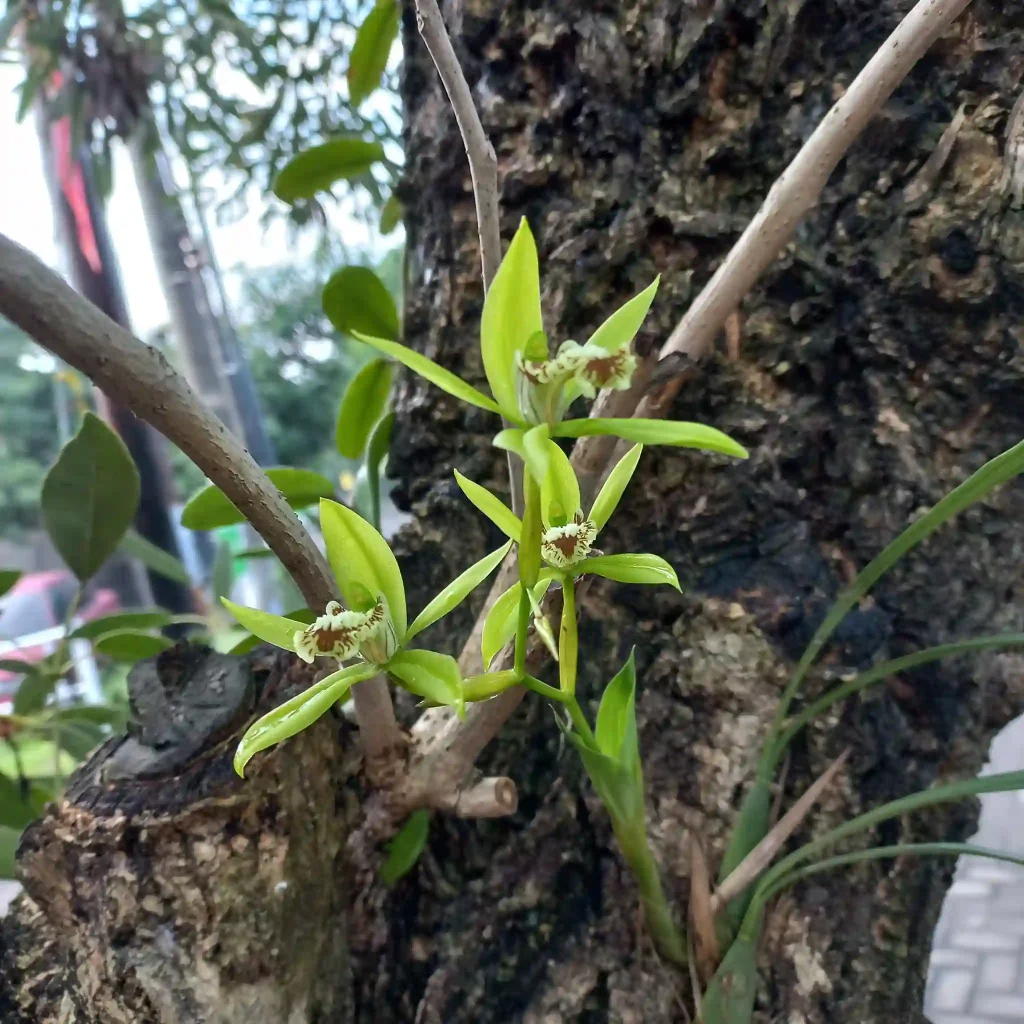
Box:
[0,571,120,683]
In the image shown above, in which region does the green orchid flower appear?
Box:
[456,442,680,669]
[336,219,748,460]
[223,497,511,775]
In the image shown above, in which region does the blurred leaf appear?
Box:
[274,138,385,202]
[347,0,400,107]
[480,218,542,420]
[364,411,394,531]
[0,770,49,829]
[575,553,681,590]
[589,444,642,532]
[212,542,234,604]
[380,808,431,885]
[380,194,403,234]
[53,720,105,760]
[70,611,175,641]
[13,672,59,715]
[222,598,306,654]
[553,418,748,460]
[350,331,504,416]
[41,413,140,582]
[0,825,18,878]
[454,471,522,543]
[320,498,407,638]
[323,266,400,342]
[234,662,378,775]
[586,278,659,352]
[181,468,334,530]
[406,541,512,643]
[93,629,173,663]
[0,660,36,677]
[0,7,23,54]
[387,649,463,711]
[0,570,20,598]
[119,529,190,584]
[336,358,394,459]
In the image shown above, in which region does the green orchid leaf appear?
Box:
[406,541,513,643]
[93,629,174,663]
[481,578,553,668]
[564,729,644,830]
[541,440,581,528]
[480,218,543,419]
[70,610,177,640]
[41,412,140,582]
[454,471,522,542]
[387,649,463,711]
[586,277,660,352]
[558,577,578,694]
[119,528,190,584]
[463,669,521,701]
[350,331,505,417]
[273,137,384,202]
[347,0,400,107]
[589,444,642,532]
[553,418,748,459]
[493,427,526,458]
[182,468,334,530]
[234,662,378,775]
[575,553,681,590]
[698,930,760,1024]
[526,581,559,662]
[320,499,407,639]
[380,808,431,884]
[228,608,316,656]
[221,598,305,653]
[595,649,638,769]
[336,358,394,459]
[521,424,552,487]
[364,411,395,530]
[0,571,21,599]
[323,267,401,342]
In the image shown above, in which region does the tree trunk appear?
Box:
[3,1,1024,1022]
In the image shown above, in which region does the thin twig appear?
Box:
[0,231,405,761]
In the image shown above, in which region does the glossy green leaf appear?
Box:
[698,931,760,1024]
[595,650,638,767]
[564,730,644,831]
[586,277,659,352]
[181,468,335,530]
[387,649,463,710]
[323,267,401,342]
[70,610,175,641]
[480,218,544,419]
[365,412,395,531]
[463,669,521,701]
[234,662,378,775]
[493,427,527,459]
[273,137,384,202]
[768,437,1024,763]
[541,440,581,527]
[454,471,522,543]
[221,598,304,653]
[380,194,403,235]
[347,0,399,106]
[553,418,748,459]
[336,358,394,459]
[228,608,315,656]
[575,553,681,590]
[481,578,553,668]
[320,498,407,639]
[589,444,642,531]
[0,571,21,599]
[406,541,513,643]
[380,808,431,884]
[93,629,173,663]
[351,331,505,417]
[521,424,552,487]
[119,529,190,584]
[41,412,140,582]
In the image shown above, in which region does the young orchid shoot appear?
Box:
[223,498,511,774]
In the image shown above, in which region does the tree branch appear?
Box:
[400,0,976,810]
[0,232,405,762]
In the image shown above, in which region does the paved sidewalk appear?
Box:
[926,716,1024,1024]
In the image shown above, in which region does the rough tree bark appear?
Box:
[2,1,1024,1022]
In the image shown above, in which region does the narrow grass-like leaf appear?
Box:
[586,277,659,351]
[336,358,394,459]
[480,218,543,419]
[454,471,522,542]
[351,331,505,417]
[575,553,680,590]
[380,808,431,884]
[406,541,513,642]
[234,662,377,775]
[589,444,642,531]
[553,418,748,459]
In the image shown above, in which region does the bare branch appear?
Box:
[0,232,405,761]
